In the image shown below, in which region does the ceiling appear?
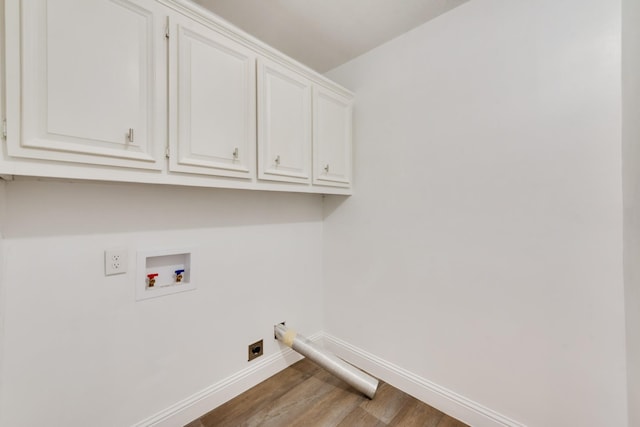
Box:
[192,0,469,73]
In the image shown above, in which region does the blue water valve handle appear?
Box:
[175,269,185,275]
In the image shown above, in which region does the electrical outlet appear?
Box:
[248,339,263,361]
[105,249,128,276]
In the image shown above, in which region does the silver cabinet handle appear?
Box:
[127,128,134,142]
[233,147,239,160]
[324,164,330,173]
[275,155,280,166]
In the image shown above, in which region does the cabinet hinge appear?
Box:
[2,119,6,140]
[165,145,170,158]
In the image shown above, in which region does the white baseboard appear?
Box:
[322,333,526,427]
[131,332,322,427]
[132,331,524,427]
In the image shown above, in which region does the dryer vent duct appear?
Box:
[274,323,379,399]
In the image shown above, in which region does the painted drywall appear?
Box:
[0,0,7,406]
[193,0,469,73]
[324,0,627,426]
[0,178,324,427]
[0,179,6,411]
[622,0,640,424]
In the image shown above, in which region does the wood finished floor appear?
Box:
[186,358,469,427]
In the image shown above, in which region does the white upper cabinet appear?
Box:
[257,58,312,184]
[1,0,353,194]
[169,15,255,179]
[5,0,166,169]
[313,86,353,187]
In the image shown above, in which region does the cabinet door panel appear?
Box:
[169,18,255,178]
[8,0,164,168]
[313,87,352,187]
[257,59,311,183]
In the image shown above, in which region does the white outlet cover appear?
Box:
[105,249,128,276]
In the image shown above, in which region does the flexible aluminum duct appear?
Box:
[274,324,379,399]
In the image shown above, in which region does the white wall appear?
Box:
[324,1,627,426]
[0,179,6,416]
[622,0,640,425]
[0,178,324,427]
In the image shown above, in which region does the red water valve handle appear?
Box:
[147,273,159,288]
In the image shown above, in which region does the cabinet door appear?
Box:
[313,86,353,187]
[5,0,166,169]
[257,58,311,184]
[169,16,255,178]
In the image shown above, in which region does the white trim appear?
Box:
[323,333,527,427]
[130,332,322,427]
